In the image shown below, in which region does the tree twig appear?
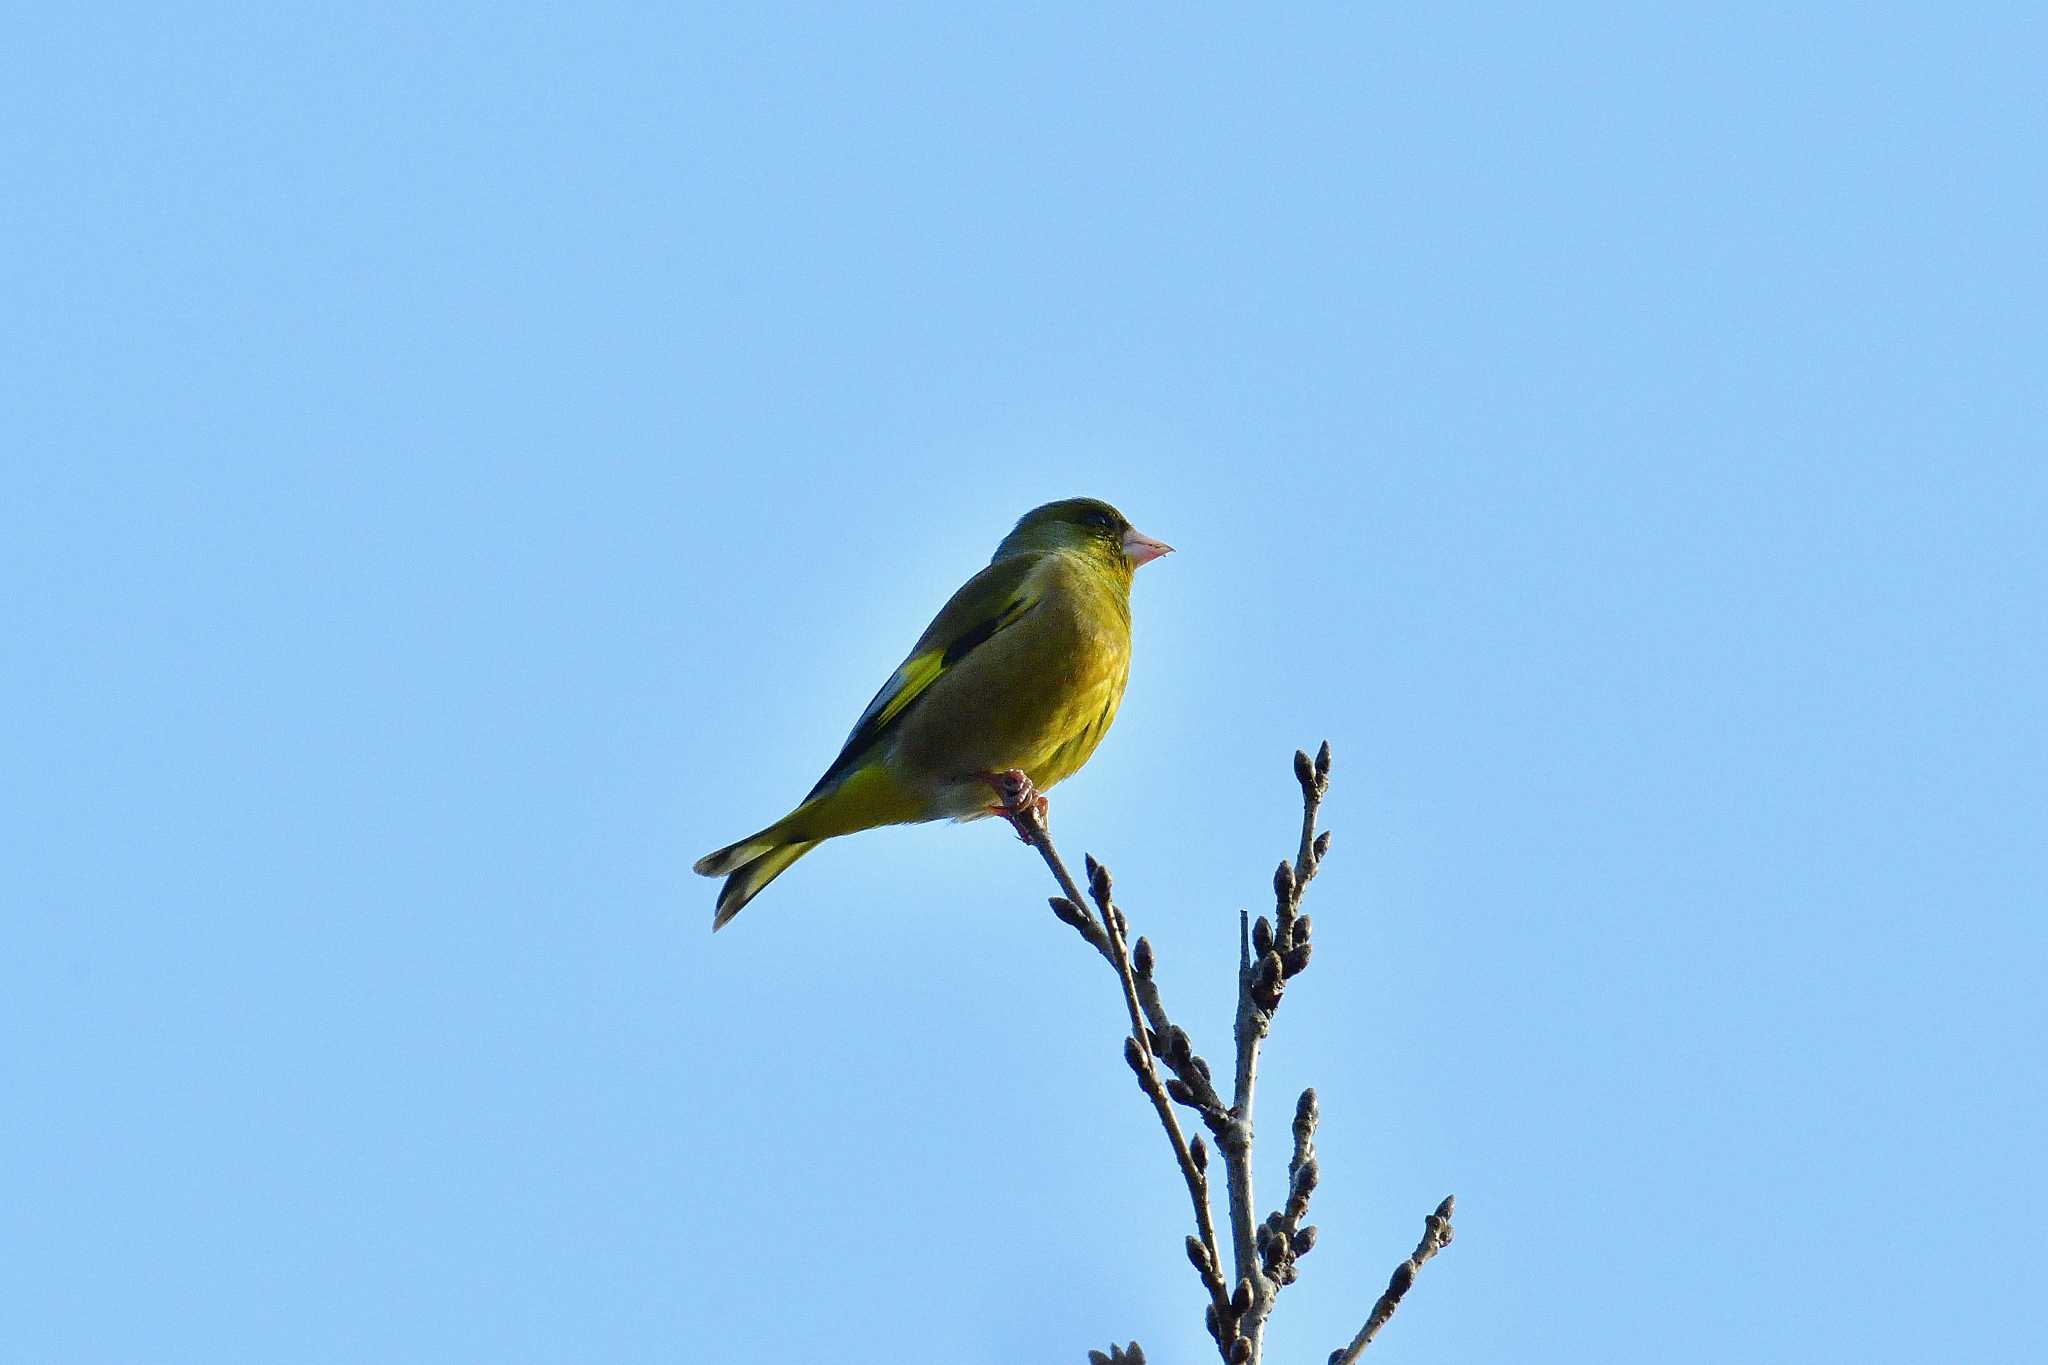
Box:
[1219,742,1332,1358]
[997,773,1235,1349]
[1257,1085,1319,1291]
[1224,909,1268,1328]
[1002,747,1452,1365]
[1327,1196,1457,1363]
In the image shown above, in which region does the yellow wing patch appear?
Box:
[868,651,945,734]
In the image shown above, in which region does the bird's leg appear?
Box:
[983,768,1048,841]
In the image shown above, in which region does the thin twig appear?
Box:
[1224,909,1268,1320]
[998,774,1235,1344]
[1006,746,1452,1365]
[1097,862,1233,1324]
[1218,743,1332,1360]
[1129,945,1230,1124]
[1257,1085,1319,1290]
[1293,744,1330,895]
[1327,1196,1457,1363]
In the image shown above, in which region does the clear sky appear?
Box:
[6,6,2043,1363]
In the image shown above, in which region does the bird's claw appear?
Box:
[984,768,1048,841]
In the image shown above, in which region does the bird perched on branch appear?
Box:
[695,497,1174,930]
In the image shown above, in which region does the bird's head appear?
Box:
[995,498,1174,579]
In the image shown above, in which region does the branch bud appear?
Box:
[1315,739,1331,781]
[1231,1278,1252,1316]
[1251,915,1273,957]
[1252,951,1286,1009]
[1132,936,1153,977]
[1388,1259,1415,1298]
[1292,1224,1318,1256]
[1191,1133,1208,1174]
[1085,854,1112,905]
[1048,896,1086,928]
[1288,1157,1319,1217]
[1294,1087,1319,1142]
[1185,1235,1210,1274]
[1272,860,1296,905]
[1313,829,1331,861]
[1294,748,1314,788]
[1294,914,1311,944]
[1230,1335,1251,1363]
[1283,942,1313,977]
[1123,1036,1144,1076]
[1165,1078,1196,1107]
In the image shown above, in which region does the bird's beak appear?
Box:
[1122,527,1175,568]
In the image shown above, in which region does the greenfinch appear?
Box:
[696,497,1173,929]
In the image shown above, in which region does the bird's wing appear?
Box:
[807,553,1044,796]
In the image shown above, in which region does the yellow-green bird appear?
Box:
[695,497,1174,930]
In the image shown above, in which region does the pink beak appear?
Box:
[1122,527,1175,568]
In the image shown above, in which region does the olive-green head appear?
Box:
[994,497,1174,580]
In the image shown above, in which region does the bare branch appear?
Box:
[995,771,1234,1349]
[1223,909,1270,1323]
[1130,939,1230,1124]
[1002,745,1452,1365]
[1327,1196,1457,1363]
[1215,744,1334,1358]
[1259,1086,1320,1288]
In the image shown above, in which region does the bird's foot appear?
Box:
[983,768,1048,842]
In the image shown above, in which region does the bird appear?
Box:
[695,497,1174,930]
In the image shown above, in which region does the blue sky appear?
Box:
[5,6,2043,1362]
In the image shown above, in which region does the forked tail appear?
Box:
[695,766,921,929]
[696,837,818,931]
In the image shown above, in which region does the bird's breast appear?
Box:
[891,563,1133,799]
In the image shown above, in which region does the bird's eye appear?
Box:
[1083,509,1112,529]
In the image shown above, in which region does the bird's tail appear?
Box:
[695,766,923,930]
[696,836,819,931]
